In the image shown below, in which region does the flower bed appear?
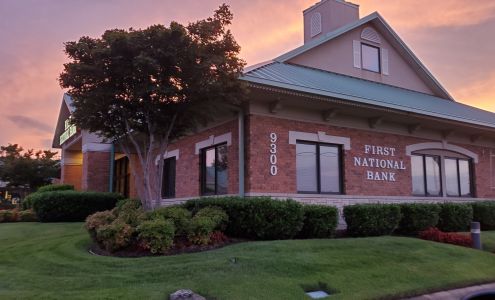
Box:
[0,209,37,223]
[419,227,472,248]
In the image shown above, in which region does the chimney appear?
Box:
[303,0,359,43]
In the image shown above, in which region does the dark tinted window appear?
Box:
[161,157,176,199]
[201,144,228,195]
[296,142,342,194]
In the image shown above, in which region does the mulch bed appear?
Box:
[88,238,244,258]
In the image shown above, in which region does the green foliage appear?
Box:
[438,203,473,232]
[37,184,74,193]
[187,216,217,245]
[85,210,117,240]
[0,210,17,222]
[397,203,441,235]
[298,205,338,239]
[472,202,495,230]
[344,204,401,237]
[0,144,60,191]
[116,199,145,227]
[147,206,191,235]
[194,207,229,231]
[58,4,247,204]
[137,219,175,254]
[32,191,122,222]
[96,219,134,252]
[184,197,305,240]
[18,210,37,222]
[23,185,76,210]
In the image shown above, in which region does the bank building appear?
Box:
[53,0,495,216]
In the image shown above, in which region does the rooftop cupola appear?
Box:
[303,0,359,43]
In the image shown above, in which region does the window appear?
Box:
[114,157,130,198]
[161,157,176,199]
[201,143,228,195]
[411,154,442,196]
[296,141,342,194]
[361,44,380,73]
[411,151,473,197]
[445,158,472,197]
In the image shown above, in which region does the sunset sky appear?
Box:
[1,0,495,151]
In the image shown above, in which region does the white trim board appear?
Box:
[289,130,351,150]
[194,132,232,155]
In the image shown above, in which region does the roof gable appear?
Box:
[51,94,75,148]
[274,12,453,100]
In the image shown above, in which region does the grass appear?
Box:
[2,223,495,300]
[481,231,495,253]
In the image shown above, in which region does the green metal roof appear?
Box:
[241,61,495,129]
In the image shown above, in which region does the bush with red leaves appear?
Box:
[209,231,228,245]
[419,227,472,248]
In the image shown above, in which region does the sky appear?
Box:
[1,0,495,151]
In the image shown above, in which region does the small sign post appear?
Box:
[471,222,482,250]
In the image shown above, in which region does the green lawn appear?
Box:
[2,223,495,300]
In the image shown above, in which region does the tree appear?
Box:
[0,144,60,191]
[59,4,246,209]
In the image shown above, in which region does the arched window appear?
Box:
[410,148,474,197]
[361,27,381,44]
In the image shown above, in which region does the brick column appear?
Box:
[81,145,112,192]
[61,150,83,190]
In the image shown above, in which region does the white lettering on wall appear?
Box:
[356,144,405,182]
[269,133,278,176]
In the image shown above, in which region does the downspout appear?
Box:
[109,143,115,192]
[238,110,245,197]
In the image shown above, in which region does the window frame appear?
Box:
[444,156,473,197]
[361,43,381,73]
[200,142,228,196]
[411,151,474,198]
[296,140,344,195]
[161,156,176,199]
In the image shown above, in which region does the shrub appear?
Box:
[298,205,338,239]
[18,210,37,222]
[137,219,175,253]
[194,207,229,231]
[397,203,441,235]
[437,203,473,232]
[344,204,401,237]
[21,194,36,210]
[184,197,304,240]
[32,191,123,222]
[85,210,117,240]
[0,210,18,222]
[419,227,472,248]
[116,199,145,227]
[96,219,134,252]
[148,206,191,235]
[472,202,495,230]
[37,184,74,193]
[187,216,217,245]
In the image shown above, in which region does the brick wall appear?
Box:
[81,151,111,192]
[125,119,239,204]
[246,114,495,199]
[61,164,82,190]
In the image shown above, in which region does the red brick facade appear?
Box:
[61,164,82,191]
[81,151,111,192]
[246,114,495,199]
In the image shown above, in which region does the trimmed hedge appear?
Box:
[344,204,401,237]
[437,203,473,232]
[183,197,305,240]
[298,205,338,238]
[32,191,123,222]
[37,184,74,193]
[397,203,441,235]
[472,202,495,230]
[23,185,75,210]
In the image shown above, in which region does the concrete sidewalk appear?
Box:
[406,282,495,300]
